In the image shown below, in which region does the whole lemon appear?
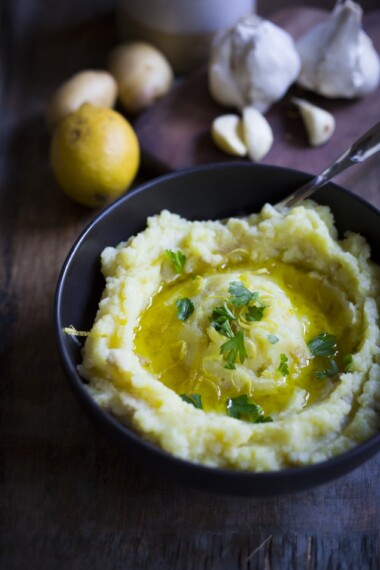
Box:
[50,103,140,207]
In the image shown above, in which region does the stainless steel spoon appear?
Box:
[275,121,380,210]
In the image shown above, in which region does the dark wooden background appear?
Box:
[1,1,380,568]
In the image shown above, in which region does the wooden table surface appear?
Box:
[1,1,380,568]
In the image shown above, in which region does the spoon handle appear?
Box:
[276,121,380,209]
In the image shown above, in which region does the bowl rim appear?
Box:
[54,162,380,490]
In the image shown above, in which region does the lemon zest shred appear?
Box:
[63,325,107,339]
[237,316,253,330]
[226,248,250,258]
[63,326,90,337]
[201,355,227,387]
[177,340,187,360]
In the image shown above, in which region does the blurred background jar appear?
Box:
[117,0,256,74]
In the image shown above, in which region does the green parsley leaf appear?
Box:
[267,334,279,344]
[180,393,203,409]
[210,303,236,338]
[307,332,337,357]
[175,298,194,321]
[211,319,234,338]
[209,283,269,371]
[244,304,267,322]
[278,353,289,376]
[226,395,272,423]
[255,415,274,424]
[220,331,247,370]
[211,303,236,322]
[165,249,186,273]
[315,358,339,379]
[343,354,353,372]
[228,281,257,307]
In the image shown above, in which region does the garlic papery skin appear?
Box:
[292,98,335,147]
[242,107,273,161]
[296,0,380,98]
[208,15,301,114]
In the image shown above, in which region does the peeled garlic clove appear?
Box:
[292,98,335,147]
[296,0,380,98]
[242,106,273,161]
[209,15,301,114]
[211,114,247,156]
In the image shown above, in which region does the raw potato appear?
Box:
[292,98,335,147]
[242,107,273,161]
[46,70,118,130]
[108,42,174,114]
[211,114,247,156]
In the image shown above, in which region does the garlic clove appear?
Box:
[296,0,380,98]
[209,15,301,114]
[211,114,247,156]
[208,36,246,111]
[292,98,335,147]
[242,106,273,161]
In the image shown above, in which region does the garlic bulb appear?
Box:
[209,15,301,114]
[296,0,380,98]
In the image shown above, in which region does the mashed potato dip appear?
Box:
[79,204,380,471]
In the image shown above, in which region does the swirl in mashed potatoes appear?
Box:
[79,203,380,471]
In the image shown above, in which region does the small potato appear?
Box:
[46,70,118,130]
[108,42,174,114]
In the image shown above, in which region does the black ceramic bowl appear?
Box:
[55,163,380,496]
